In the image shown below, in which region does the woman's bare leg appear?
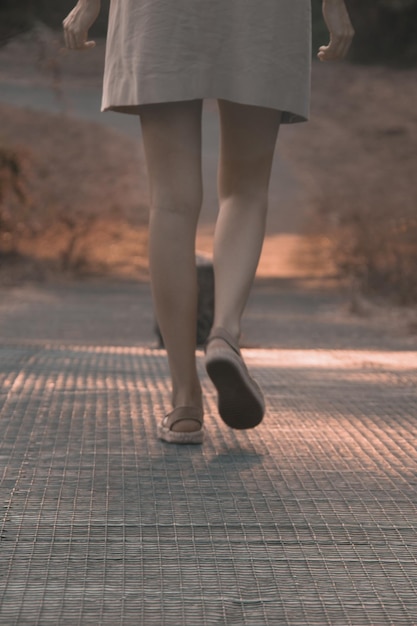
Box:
[138,99,204,432]
[212,99,282,341]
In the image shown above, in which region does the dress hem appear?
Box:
[100,98,309,125]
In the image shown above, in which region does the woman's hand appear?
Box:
[318,0,355,62]
[62,0,101,50]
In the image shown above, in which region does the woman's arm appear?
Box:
[62,0,101,50]
[318,0,355,61]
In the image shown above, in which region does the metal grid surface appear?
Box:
[0,344,416,625]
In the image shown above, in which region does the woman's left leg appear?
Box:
[138,99,204,432]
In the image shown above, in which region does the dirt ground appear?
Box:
[0,32,417,287]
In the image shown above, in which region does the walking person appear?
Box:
[63,0,354,444]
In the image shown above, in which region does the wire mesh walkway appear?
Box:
[1,339,417,625]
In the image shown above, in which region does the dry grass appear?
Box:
[0,100,150,284]
[282,61,417,303]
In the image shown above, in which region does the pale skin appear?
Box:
[63,0,354,433]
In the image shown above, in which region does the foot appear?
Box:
[158,406,204,444]
[205,327,265,429]
[171,388,203,433]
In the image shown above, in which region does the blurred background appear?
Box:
[0,0,417,305]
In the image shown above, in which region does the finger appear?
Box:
[68,31,78,50]
[317,43,334,62]
[74,30,88,49]
[317,46,327,61]
[74,32,86,50]
[333,38,346,60]
[339,40,350,60]
[337,22,355,59]
[62,15,73,48]
[318,28,354,62]
[320,36,343,61]
[341,31,354,59]
[329,34,345,60]
[77,31,95,50]
[77,41,95,51]
[319,34,337,61]
[332,38,349,60]
[62,25,69,49]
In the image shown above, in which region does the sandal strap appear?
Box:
[205,327,241,355]
[163,406,204,430]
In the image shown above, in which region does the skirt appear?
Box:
[101,0,311,124]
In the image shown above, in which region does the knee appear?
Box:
[219,190,268,214]
[218,158,272,207]
[149,188,203,219]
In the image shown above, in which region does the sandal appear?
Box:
[158,406,204,444]
[205,327,265,430]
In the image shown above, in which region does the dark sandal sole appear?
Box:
[206,356,264,430]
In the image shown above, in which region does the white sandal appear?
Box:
[158,406,204,444]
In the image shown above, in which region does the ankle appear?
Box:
[172,382,203,410]
[207,326,242,355]
[211,322,240,342]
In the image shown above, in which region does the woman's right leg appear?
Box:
[204,99,281,429]
[213,99,282,339]
[138,99,204,432]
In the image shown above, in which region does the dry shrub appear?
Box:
[0,102,150,282]
[282,62,417,304]
[321,207,417,304]
[0,143,35,254]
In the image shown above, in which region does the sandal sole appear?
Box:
[206,355,264,430]
[158,425,204,444]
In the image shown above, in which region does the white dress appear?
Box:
[101,0,311,124]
